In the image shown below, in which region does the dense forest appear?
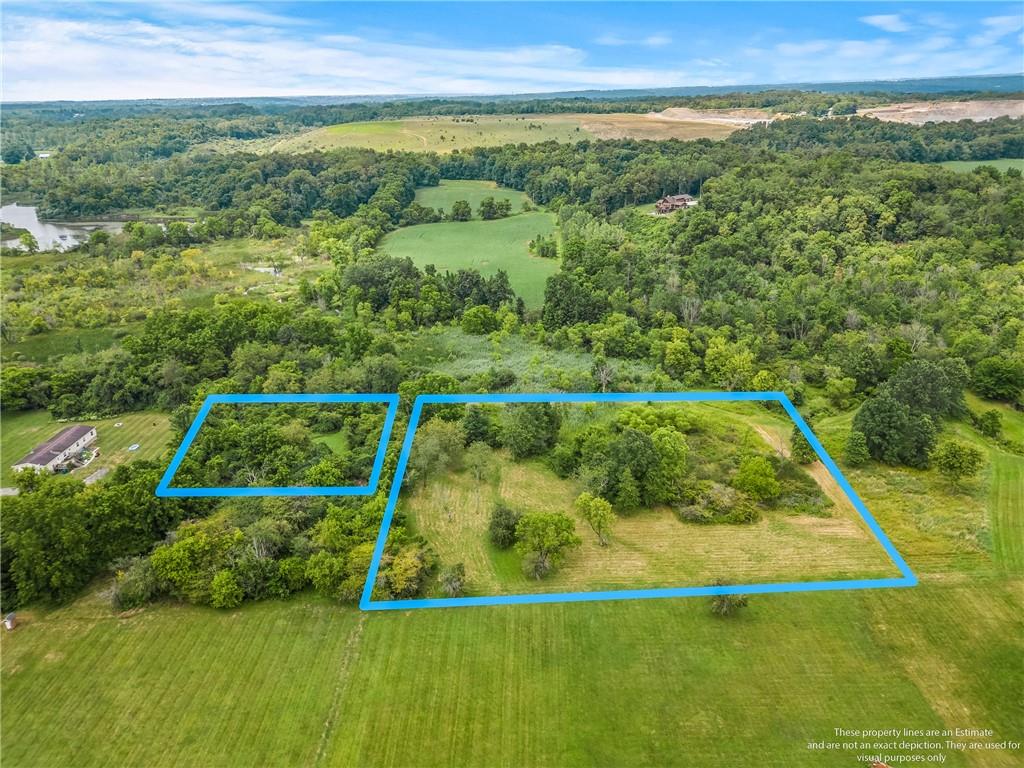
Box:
[1,94,1021,610]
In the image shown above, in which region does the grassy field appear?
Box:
[271,113,739,154]
[938,158,1024,173]
[2,578,1020,767]
[414,180,530,215]
[379,212,558,308]
[1,409,172,487]
[399,402,900,597]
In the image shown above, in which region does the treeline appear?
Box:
[731,115,1024,162]
[9,87,1015,163]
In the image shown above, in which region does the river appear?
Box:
[0,203,125,252]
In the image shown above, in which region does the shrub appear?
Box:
[112,557,159,611]
[843,430,870,466]
[732,456,781,502]
[210,569,243,609]
[489,502,521,549]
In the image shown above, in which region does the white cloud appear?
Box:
[968,14,1024,47]
[595,33,672,48]
[860,14,911,33]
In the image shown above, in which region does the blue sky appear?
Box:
[3,2,1022,101]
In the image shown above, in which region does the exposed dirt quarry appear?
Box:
[859,99,1024,124]
[652,107,775,126]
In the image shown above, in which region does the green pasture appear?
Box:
[380,212,558,308]
[413,180,530,215]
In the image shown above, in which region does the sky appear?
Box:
[2,2,1023,102]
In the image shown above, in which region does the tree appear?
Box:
[646,426,689,503]
[439,562,466,597]
[613,467,641,512]
[732,456,780,501]
[464,442,493,484]
[790,424,816,464]
[406,418,465,486]
[843,430,870,467]
[478,196,499,220]
[931,441,984,487]
[488,502,521,549]
[462,405,497,446]
[575,492,614,546]
[515,511,581,579]
[853,391,936,468]
[449,200,472,221]
[461,304,499,335]
[501,402,561,459]
[210,569,243,608]
[825,376,856,409]
[19,231,39,253]
[973,356,1024,401]
[975,409,1002,438]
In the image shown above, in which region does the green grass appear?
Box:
[1,409,172,486]
[380,212,558,309]
[3,580,1020,767]
[313,430,349,455]
[3,325,134,363]
[272,115,593,153]
[414,180,530,216]
[938,158,1024,173]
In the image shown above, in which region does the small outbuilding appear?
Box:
[11,424,97,474]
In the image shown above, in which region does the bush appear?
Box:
[732,456,781,501]
[710,580,749,617]
[489,502,521,549]
[974,409,1002,438]
[973,356,1024,401]
[439,563,466,597]
[843,430,870,466]
[210,569,243,609]
[112,557,159,611]
[931,441,985,486]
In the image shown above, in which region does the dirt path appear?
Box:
[752,424,857,518]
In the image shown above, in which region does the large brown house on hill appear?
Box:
[655,194,698,213]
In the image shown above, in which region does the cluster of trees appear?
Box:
[487,502,581,579]
[1,463,204,607]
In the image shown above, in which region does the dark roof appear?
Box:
[15,424,95,466]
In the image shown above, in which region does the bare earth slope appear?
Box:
[860,100,1024,124]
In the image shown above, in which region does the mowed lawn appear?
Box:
[380,212,558,308]
[414,180,530,215]
[1,409,172,486]
[2,580,1020,767]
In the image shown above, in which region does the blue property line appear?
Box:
[155,393,399,497]
[359,391,916,611]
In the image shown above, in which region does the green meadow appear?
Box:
[414,180,530,215]
[380,211,558,308]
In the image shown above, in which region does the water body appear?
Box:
[0,203,124,252]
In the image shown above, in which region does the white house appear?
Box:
[11,425,97,473]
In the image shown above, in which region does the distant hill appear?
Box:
[5,73,1022,110]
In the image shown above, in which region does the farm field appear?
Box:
[380,211,558,308]
[271,113,741,153]
[1,409,172,487]
[2,577,1020,767]
[938,158,1024,173]
[414,180,530,215]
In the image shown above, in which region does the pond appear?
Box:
[0,203,124,252]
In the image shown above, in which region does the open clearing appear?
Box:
[414,180,530,214]
[399,402,899,597]
[939,158,1024,173]
[860,99,1024,124]
[1,409,172,487]
[379,211,557,308]
[271,113,742,153]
